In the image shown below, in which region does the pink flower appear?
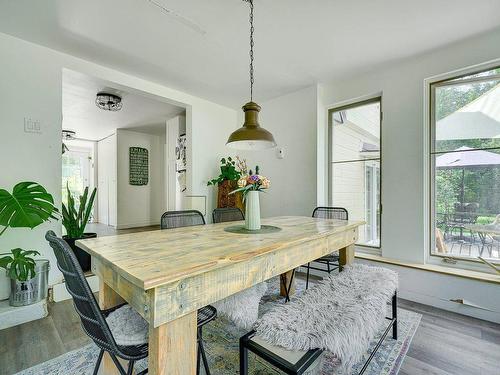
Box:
[261,178,270,189]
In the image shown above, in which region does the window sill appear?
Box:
[355,253,500,284]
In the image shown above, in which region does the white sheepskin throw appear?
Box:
[213,282,268,329]
[106,305,148,346]
[254,264,398,371]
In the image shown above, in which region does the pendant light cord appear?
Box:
[248,0,255,102]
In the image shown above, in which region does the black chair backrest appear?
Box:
[45,230,118,353]
[312,207,349,220]
[160,210,206,229]
[212,207,244,223]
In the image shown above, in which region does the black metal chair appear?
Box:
[45,230,148,375]
[303,207,349,289]
[160,209,206,229]
[160,210,217,374]
[212,207,244,223]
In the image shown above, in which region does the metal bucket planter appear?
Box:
[9,259,50,307]
[0,270,10,300]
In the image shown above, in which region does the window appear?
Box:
[430,66,500,263]
[328,98,381,248]
[62,147,93,220]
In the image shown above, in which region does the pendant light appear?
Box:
[226,0,276,150]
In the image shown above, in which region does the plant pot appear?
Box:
[63,233,97,272]
[0,270,10,301]
[217,180,244,211]
[9,259,50,307]
[245,191,261,230]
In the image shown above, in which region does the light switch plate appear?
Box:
[277,147,285,159]
[24,117,42,134]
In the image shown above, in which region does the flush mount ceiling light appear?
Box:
[62,129,76,140]
[226,0,276,150]
[95,92,122,111]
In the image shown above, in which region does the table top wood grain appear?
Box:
[77,216,363,291]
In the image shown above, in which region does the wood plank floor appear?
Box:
[1,293,498,374]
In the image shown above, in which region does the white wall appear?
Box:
[316,28,500,322]
[0,37,62,285]
[238,86,318,218]
[116,129,164,228]
[319,28,500,263]
[0,32,237,285]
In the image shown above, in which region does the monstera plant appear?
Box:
[0,182,59,282]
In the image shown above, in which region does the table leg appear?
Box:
[280,269,296,298]
[339,244,355,268]
[149,311,197,375]
[97,279,129,375]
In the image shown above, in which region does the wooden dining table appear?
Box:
[76,216,363,375]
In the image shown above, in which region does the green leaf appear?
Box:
[61,184,97,238]
[0,182,59,233]
[0,248,40,281]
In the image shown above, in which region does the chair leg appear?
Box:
[109,353,127,375]
[93,349,105,375]
[200,340,210,375]
[198,327,210,375]
[327,260,331,274]
[306,263,310,290]
[239,338,249,375]
[281,269,295,302]
[392,291,398,340]
[127,361,135,375]
[197,340,201,375]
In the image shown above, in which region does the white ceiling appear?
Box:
[63,70,184,140]
[2,1,500,107]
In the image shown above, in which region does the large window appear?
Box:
[328,98,381,248]
[430,66,500,263]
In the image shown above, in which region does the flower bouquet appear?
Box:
[230,167,270,230]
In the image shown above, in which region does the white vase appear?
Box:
[0,270,10,301]
[245,191,261,230]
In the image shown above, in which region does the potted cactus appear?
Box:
[62,184,97,272]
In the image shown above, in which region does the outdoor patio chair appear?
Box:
[444,202,479,241]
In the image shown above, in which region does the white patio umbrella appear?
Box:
[436,84,500,141]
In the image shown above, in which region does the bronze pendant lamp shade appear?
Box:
[227,101,276,150]
[226,0,276,150]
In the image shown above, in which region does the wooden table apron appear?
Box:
[76,216,362,375]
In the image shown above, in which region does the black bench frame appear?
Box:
[240,291,398,375]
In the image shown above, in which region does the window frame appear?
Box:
[424,59,500,271]
[327,96,383,250]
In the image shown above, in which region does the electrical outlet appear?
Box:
[24,117,42,134]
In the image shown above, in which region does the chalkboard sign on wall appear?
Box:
[129,147,149,185]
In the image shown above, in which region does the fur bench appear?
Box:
[239,264,398,374]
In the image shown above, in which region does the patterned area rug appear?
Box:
[15,277,421,375]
